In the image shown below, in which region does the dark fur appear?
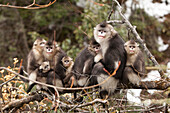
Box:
[73,38,100,87]
[99,34,126,79]
[92,22,126,98]
[46,71,64,94]
[54,49,67,80]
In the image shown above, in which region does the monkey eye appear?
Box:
[46,47,48,49]
[98,30,101,32]
[103,31,106,33]
[129,46,132,48]
[133,46,135,48]
[64,60,69,63]
[45,65,49,69]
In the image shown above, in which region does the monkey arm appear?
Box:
[63,73,73,84]
[83,58,95,75]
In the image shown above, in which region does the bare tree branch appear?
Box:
[109,0,165,77]
[2,92,45,111]
[0,67,169,92]
[0,0,56,9]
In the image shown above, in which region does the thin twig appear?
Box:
[107,0,114,21]
[112,0,165,77]
[0,65,120,91]
[0,0,56,9]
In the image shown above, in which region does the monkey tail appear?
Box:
[19,66,29,83]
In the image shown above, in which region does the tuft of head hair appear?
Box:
[46,40,53,46]
[129,40,136,44]
[89,37,99,46]
[99,21,107,28]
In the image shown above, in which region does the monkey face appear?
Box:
[44,41,60,54]
[39,61,50,73]
[94,23,115,43]
[33,38,46,51]
[124,41,139,55]
[45,45,54,53]
[62,56,73,68]
[92,44,101,53]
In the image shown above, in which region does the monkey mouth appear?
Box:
[47,51,52,54]
[98,35,105,39]
[129,50,135,54]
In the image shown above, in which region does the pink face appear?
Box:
[124,41,139,55]
[93,45,100,53]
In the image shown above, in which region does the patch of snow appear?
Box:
[147,89,157,94]
[166,62,170,74]
[125,0,170,21]
[166,62,170,77]
[76,0,87,8]
[127,89,142,105]
[142,70,161,81]
[158,36,169,52]
[124,0,133,19]
[142,99,152,106]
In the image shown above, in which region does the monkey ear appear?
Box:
[124,43,127,47]
[111,29,117,36]
[94,27,96,30]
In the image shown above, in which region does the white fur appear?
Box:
[100,41,109,57]
[114,61,119,69]
[77,76,89,86]
[29,71,37,85]
[32,49,44,64]
[94,52,103,63]
[97,74,119,93]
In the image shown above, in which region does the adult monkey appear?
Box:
[92,22,126,98]
[123,40,145,86]
[73,37,100,87]
[27,38,46,75]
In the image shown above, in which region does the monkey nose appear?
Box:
[39,69,43,73]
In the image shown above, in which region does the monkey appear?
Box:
[27,61,51,93]
[27,38,46,75]
[123,40,145,86]
[61,56,74,86]
[43,40,67,81]
[92,22,126,99]
[46,70,64,94]
[73,37,101,87]
[26,61,64,94]
[43,40,60,69]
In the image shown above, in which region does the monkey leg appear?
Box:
[27,83,36,93]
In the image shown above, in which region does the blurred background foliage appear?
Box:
[0,0,169,69]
